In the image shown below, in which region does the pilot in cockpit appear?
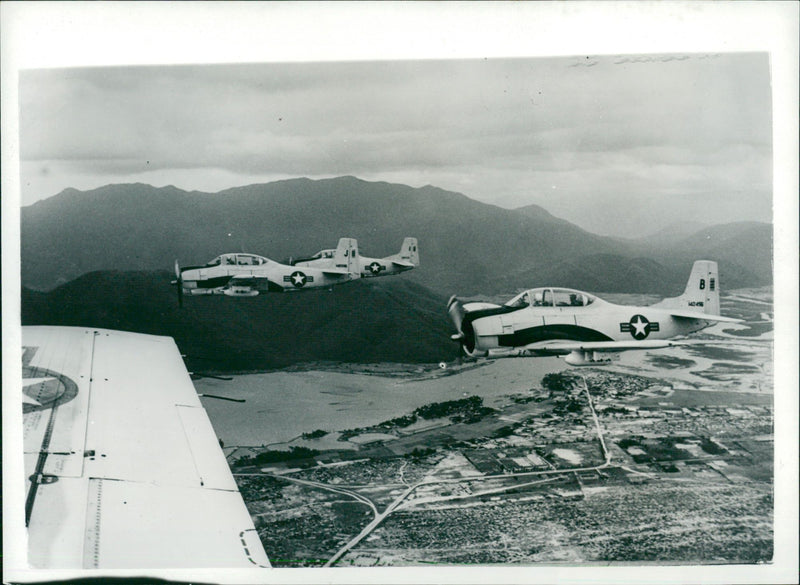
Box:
[507,292,530,309]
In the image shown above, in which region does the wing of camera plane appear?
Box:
[20,326,270,570]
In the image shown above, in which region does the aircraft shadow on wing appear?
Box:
[289,237,419,278]
[448,260,742,366]
[173,237,360,305]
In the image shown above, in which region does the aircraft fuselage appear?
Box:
[461,298,709,355]
[180,252,357,296]
[294,252,414,278]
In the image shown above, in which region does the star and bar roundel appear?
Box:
[22,346,79,414]
[620,314,660,340]
[283,271,314,288]
[368,262,385,275]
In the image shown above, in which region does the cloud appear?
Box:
[19,54,772,236]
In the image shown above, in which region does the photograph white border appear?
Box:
[3,2,797,584]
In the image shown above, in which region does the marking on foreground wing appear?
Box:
[240,530,270,567]
[23,344,82,526]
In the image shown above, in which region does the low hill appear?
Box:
[665,222,773,283]
[21,271,459,372]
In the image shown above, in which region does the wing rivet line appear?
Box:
[87,479,104,568]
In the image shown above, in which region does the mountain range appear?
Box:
[19,177,772,369]
[21,176,772,296]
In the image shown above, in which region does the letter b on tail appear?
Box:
[682,260,721,315]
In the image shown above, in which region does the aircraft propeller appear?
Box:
[174,259,184,307]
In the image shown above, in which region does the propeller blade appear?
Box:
[174,259,183,307]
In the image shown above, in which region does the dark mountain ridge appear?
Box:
[21,177,623,293]
[21,176,772,295]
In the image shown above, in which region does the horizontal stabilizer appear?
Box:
[669,310,743,323]
[391,259,414,268]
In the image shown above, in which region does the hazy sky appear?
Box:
[20,53,772,237]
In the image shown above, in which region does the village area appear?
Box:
[231,365,774,567]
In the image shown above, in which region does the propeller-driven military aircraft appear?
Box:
[448,260,741,366]
[174,238,360,305]
[291,237,419,278]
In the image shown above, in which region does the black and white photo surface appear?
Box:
[3,3,797,584]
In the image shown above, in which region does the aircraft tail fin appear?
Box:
[652,260,721,315]
[333,237,360,275]
[397,237,419,266]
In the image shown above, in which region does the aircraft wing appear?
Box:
[531,339,685,355]
[229,275,269,284]
[20,326,270,570]
[668,310,744,323]
[320,268,353,277]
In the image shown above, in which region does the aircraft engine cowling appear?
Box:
[447,296,490,357]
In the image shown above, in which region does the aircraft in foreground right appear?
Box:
[448,260,742,366]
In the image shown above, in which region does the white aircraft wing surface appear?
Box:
[533,339,684,354]
[21,326,270,569]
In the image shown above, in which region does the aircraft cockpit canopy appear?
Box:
[207,253,269,267]
[505,288,596,309]
[311,250,336,260]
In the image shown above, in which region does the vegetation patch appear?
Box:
[302,429,329,439]
[723,322,773,337]
[646,355,696,369]
[684,345,754,362]
[235,446,320,466]
[541,372,580,393]
[339,396,497,440]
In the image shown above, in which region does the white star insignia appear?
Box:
[292,273,305,285]
[631,316,648,337]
